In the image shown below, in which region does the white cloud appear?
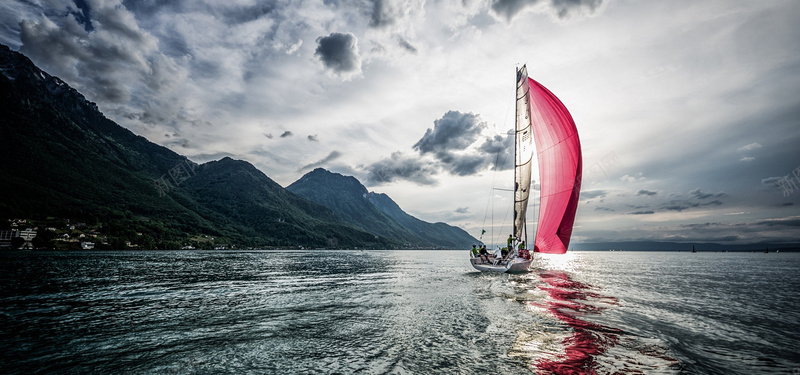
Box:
[738,143,762,152]
[620,173,645,183]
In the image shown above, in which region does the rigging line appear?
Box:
[532,176,538,248]
[480,153,496,243]
[487,138,511,247]
[482,74,516,248]
[500,192,513,249]
[532,133,580,154]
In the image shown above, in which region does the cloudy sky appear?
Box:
[2,0,799,246]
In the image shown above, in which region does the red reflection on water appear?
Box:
[531,271,622,375]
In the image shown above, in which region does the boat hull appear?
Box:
[470,256,531,273]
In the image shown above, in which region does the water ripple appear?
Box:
[1,250,798,374]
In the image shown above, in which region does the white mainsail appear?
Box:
[514,66,534,242]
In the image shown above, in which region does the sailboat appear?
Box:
[470,65,582,273]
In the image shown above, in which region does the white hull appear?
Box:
[470,255,532,273]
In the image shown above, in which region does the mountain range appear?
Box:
[0,43,476,250]
[287,169,475,249]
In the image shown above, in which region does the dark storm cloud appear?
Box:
[679,222,720,230]
[115,2,201,65]
[364,152,438,186]
[477,133,514,170]
[416,111,513,177]
[451,154,489,176]
[315,32,362,76]
[490,0,536,22]
[339,0,411,30]
[753,217,800,227]
[689,188,727,200]
[122,0,277,24]
[550,0,604,18]
[659,188,729,211]
[218,2,279,23]
[298,151,342,172]
[18,16,122,102]
[365,111,517,185]
[414,111,486,154]
[120,0,185,18]
[637,189,658,196]
[369,0,397,28]
[308,134,319,142]
[490,0,605,22]
[662,203,693,212]
[436,152,491,176]
[398,37,418,54]
[280,131,294,138]
[629,210,654,215]
[581,190,608,199]
[662,199,723,212]
[92,4,149,43]
[663,218,800,244]
[672,235,741,243]
[17,1,182,109]
[476,133,510,154]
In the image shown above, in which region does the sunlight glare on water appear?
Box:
[531,251,583,274]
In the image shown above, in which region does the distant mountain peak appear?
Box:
[288,170,477,249]
[294,168,367,196]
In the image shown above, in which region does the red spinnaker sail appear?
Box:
[528,77,582,254]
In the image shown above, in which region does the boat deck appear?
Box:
[470,255,531,273]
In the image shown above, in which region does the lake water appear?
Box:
[1,250,798,374]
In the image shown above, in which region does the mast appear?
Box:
[514,66,518,241]
[514,65,534,248]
